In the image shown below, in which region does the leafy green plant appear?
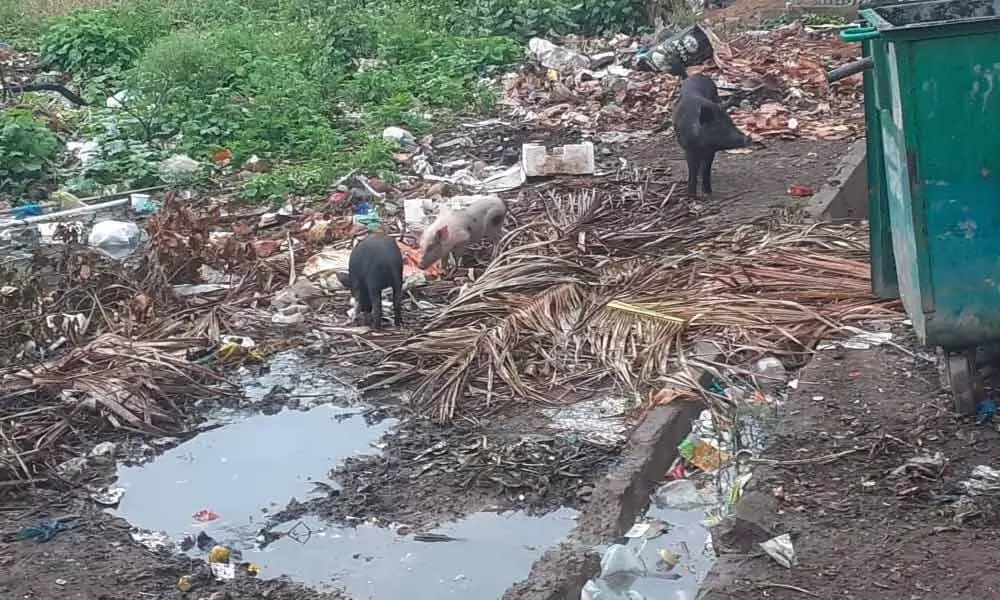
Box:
[571,0,646,36]
[0,0,42,42]
[39,10,141,81]
[22,0,652,205]
[239,162,337,203]
[238,138,397,203]
[0,109,63,196]
[456,0,576,39]
[131,22,343,164]
[763,12,849,28]
[452,0,646,39]
[335,23,522,114]
[64,137,165,194]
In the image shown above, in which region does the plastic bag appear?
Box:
[88,220,143,260]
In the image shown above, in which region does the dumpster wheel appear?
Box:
[945,349,978,416]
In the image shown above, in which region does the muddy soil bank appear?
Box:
[0,492,343,600]
[698,339,1000,599]
[272,415,621,529]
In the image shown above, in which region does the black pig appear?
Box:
[673,73,751,198]
[335,233,403,330]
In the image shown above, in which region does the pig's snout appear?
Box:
[417,250,436,270]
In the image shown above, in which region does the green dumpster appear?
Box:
[841,0,1000,414]
[854,0,928,301]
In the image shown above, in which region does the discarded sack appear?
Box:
[382,126,416,148]
[528,38,590,73]
[636,25,713,74]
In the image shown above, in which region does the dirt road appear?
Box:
[700,339,1000,599]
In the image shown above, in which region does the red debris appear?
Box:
[787,184,815,197]
[192,509,219,522]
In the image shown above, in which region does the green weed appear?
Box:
[39,10,141,81]
[19,0,649,202]
[0,109,63,199]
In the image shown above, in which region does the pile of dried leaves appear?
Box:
[501,24,862,140]
[359,168,902,422]
[0,194,307,488]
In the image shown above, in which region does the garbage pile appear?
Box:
[499,24,863,139]
[0,16,887,494]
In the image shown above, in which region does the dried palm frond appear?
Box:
[363,184,903,422]
[0,333,235,485]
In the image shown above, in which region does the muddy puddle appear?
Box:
[114,402,577,598]
[111,349,579,597]
[627,505,715,599]
[114,403,393,546]
[248,509,578,596]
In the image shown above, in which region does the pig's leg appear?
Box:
[684,151,701,198]
[368,283,383,331]
[391,276,403,327]
[355,283,373,326]
[450,242,468,268]
[700,151,716,198]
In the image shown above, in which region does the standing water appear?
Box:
[112,350,578,597]
[114,403,393,546]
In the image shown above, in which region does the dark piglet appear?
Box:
[673,73,752,198]
[335,234,403,330]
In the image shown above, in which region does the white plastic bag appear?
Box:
[88,220,143,260]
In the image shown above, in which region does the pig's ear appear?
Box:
[436,225,449,240]
[335,271,351,289]
[698,104,717,124]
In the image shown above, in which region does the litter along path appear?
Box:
[698,341,1000,600]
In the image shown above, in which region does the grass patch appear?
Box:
[2,0,649,203]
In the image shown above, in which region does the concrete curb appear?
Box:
[804,139,868,221]
[502,401,704,600]
[502,344,724,600]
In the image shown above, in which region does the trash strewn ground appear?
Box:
[0,496,345,600]
[0,6,907,599]
[699,340,1000,600]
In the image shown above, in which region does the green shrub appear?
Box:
[0,0,41,42]
[131,22,343,163]
[332,17,523,116]
[39,11,141,80]
[452,0,646,39]
[63,108,167,194]
[458,0,577,39]
[571,0,647,36]
[132,29,239,98]
[0,109,62,196]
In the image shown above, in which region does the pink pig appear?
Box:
[418,196,507,270]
